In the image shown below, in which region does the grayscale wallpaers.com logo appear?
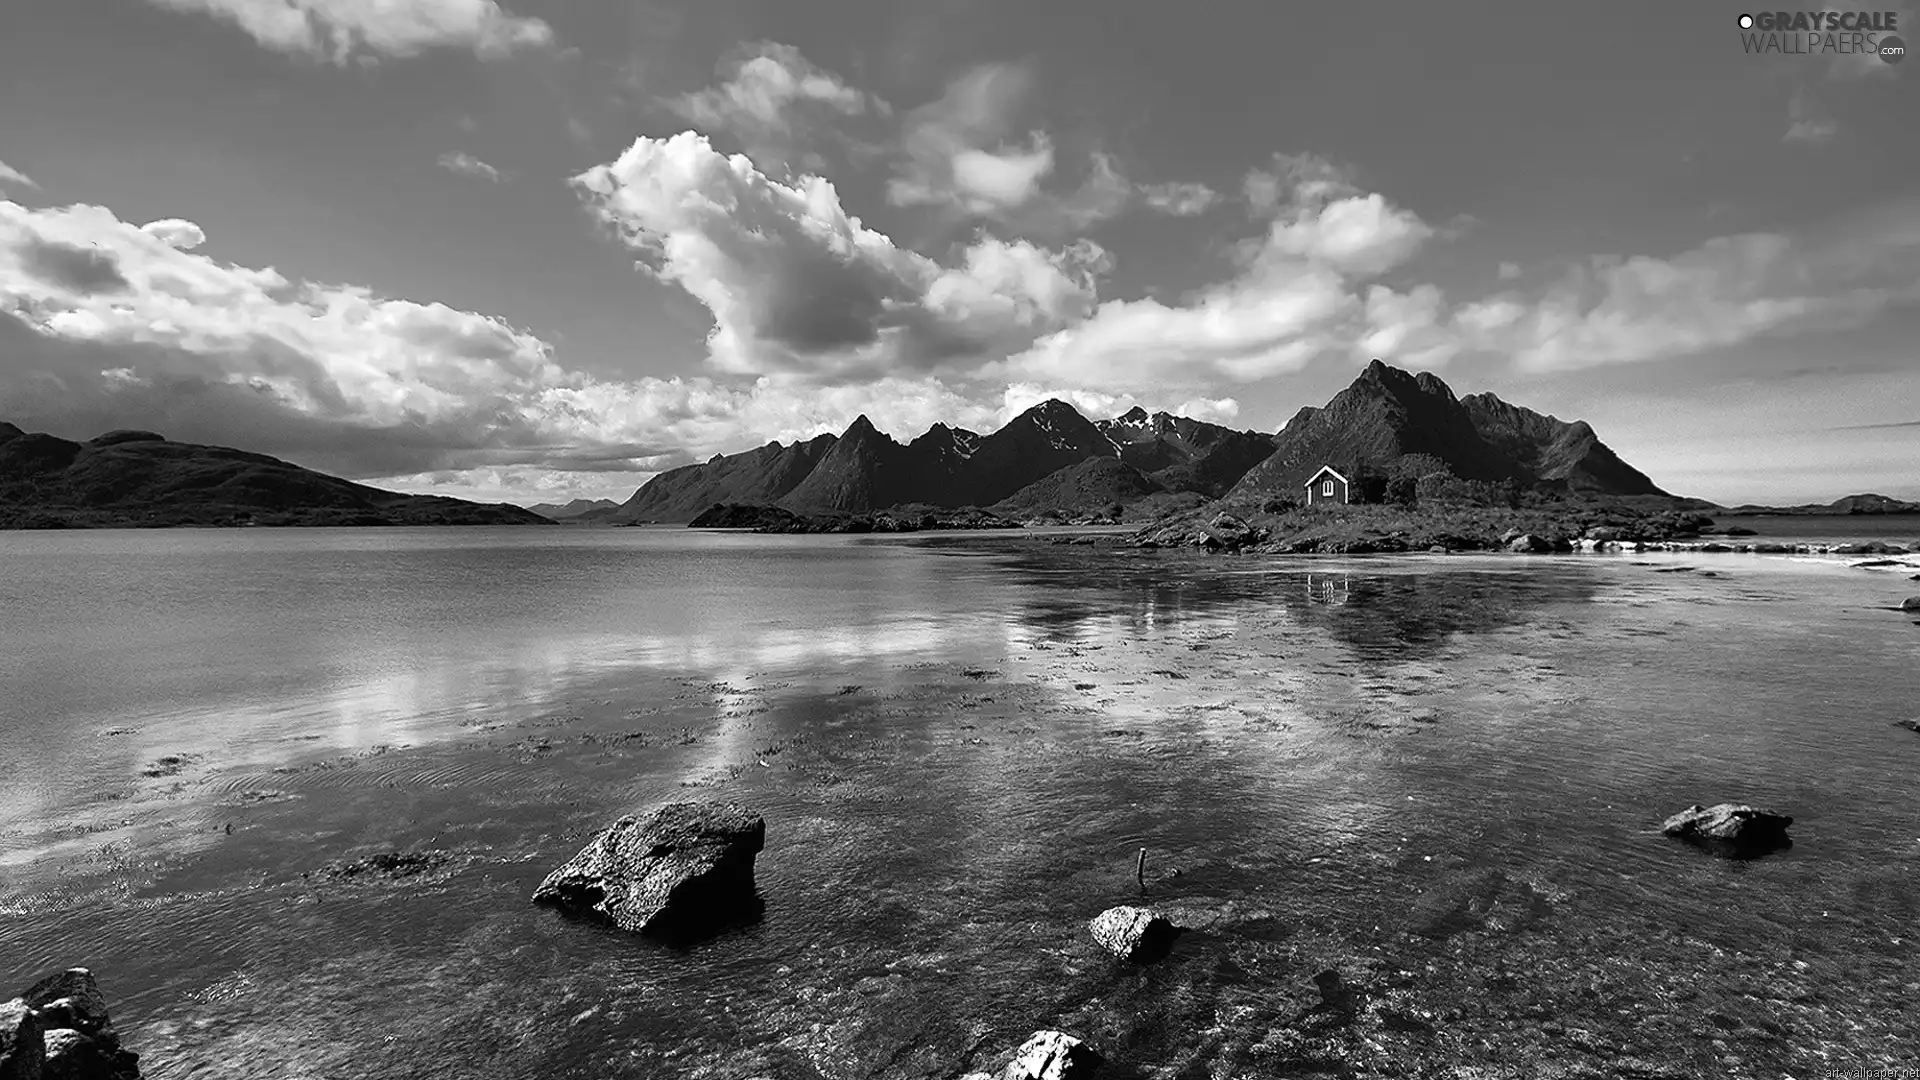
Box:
[1738,10,1905,62]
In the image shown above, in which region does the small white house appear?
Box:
[1303,465,1351,506]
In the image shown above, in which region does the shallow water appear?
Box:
[1,529,1916,1078]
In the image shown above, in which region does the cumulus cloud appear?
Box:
[668,42,884,174]
[140,218,208,249]
[142,0,553,64]
[0,196,1083,491]
[436,151,502,181]
[1449,220,1920,371]
[0,160,36,189]
[993,155,1445,392]
[571,132,1103,379]
[1140,182,1219,217]
[882,63,1133,235]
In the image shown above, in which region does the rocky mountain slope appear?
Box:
[607,361,1670,524]
[1224,360,1667,501]
[1097,407,1279,498]
[0,424,548,528]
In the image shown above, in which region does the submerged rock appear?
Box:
[1087,905,1178,963]
[1661,803,1793,857]
[532,802,765,939]
[1000,1030,1103,1080]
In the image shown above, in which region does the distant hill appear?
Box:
[0,423,549,529]
[526,498,620,520]
[1720,493,1920,515]
[1225,360,1667,502]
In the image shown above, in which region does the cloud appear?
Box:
[888,64,1051,214]
[436,151,502,182]
[142,0,553,64]
[0,160,36,189]
[18,238,132,295]
[571,131,1102,380]
[1254,192,1435,277]
[0,197,1071,491]
[140,218,208,249]
[667,42,884,174]
[1784,87,1838,144]
[1497,261,1522,280]
[1447,207,1920,371]
[1140,182,1219,217]
[883,62,1133,235]
[1243,152,1355,214]
[993,156,1445,392]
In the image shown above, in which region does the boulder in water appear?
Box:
[532,802,765,940]
[1505,533,1551,554]
[1661,803,1792,858]
[1000,1030,1103,1080]
[1087,905,1179,963]
[1900,596,1920,612]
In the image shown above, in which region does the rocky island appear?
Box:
[0,424,549,529]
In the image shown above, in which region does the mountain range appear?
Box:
[526,498,622,520]
[0,425,547,529]
[611,360,1670,523]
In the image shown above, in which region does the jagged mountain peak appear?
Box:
[1225,359,1666,500]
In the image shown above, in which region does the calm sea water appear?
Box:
[1720,512,1920,544]
[1,528,1916,1078]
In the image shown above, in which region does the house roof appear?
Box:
[1303,464,1350,487]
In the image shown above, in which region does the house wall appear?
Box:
[1305,475,1349,505]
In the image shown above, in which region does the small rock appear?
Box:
[531,801,765,939]
[1087,906,1178,963]
[1001,1030,1103,1080]
[1311,969,1353,1008]
[1661,803,1793,858]
[1895,719,1920,734]
[1,998,45,1080]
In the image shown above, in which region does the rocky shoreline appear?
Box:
[1125,503,1917,557]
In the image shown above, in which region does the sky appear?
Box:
[1,0,1916,506]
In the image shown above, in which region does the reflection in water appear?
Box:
[972,544,1602,666]
[1,531,1915,1076]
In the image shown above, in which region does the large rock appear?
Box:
[1087,906,1178,963]
[1001,1031,1103,1080]
[1,999,44,1080]
[20,973,109,1040]
[1900,596,1920,612]
[1505,533,1551,554]
[4,970,139,1080]
[41,1028,139,1080]
[532,802,765,939]
[1661,803,1793,857]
